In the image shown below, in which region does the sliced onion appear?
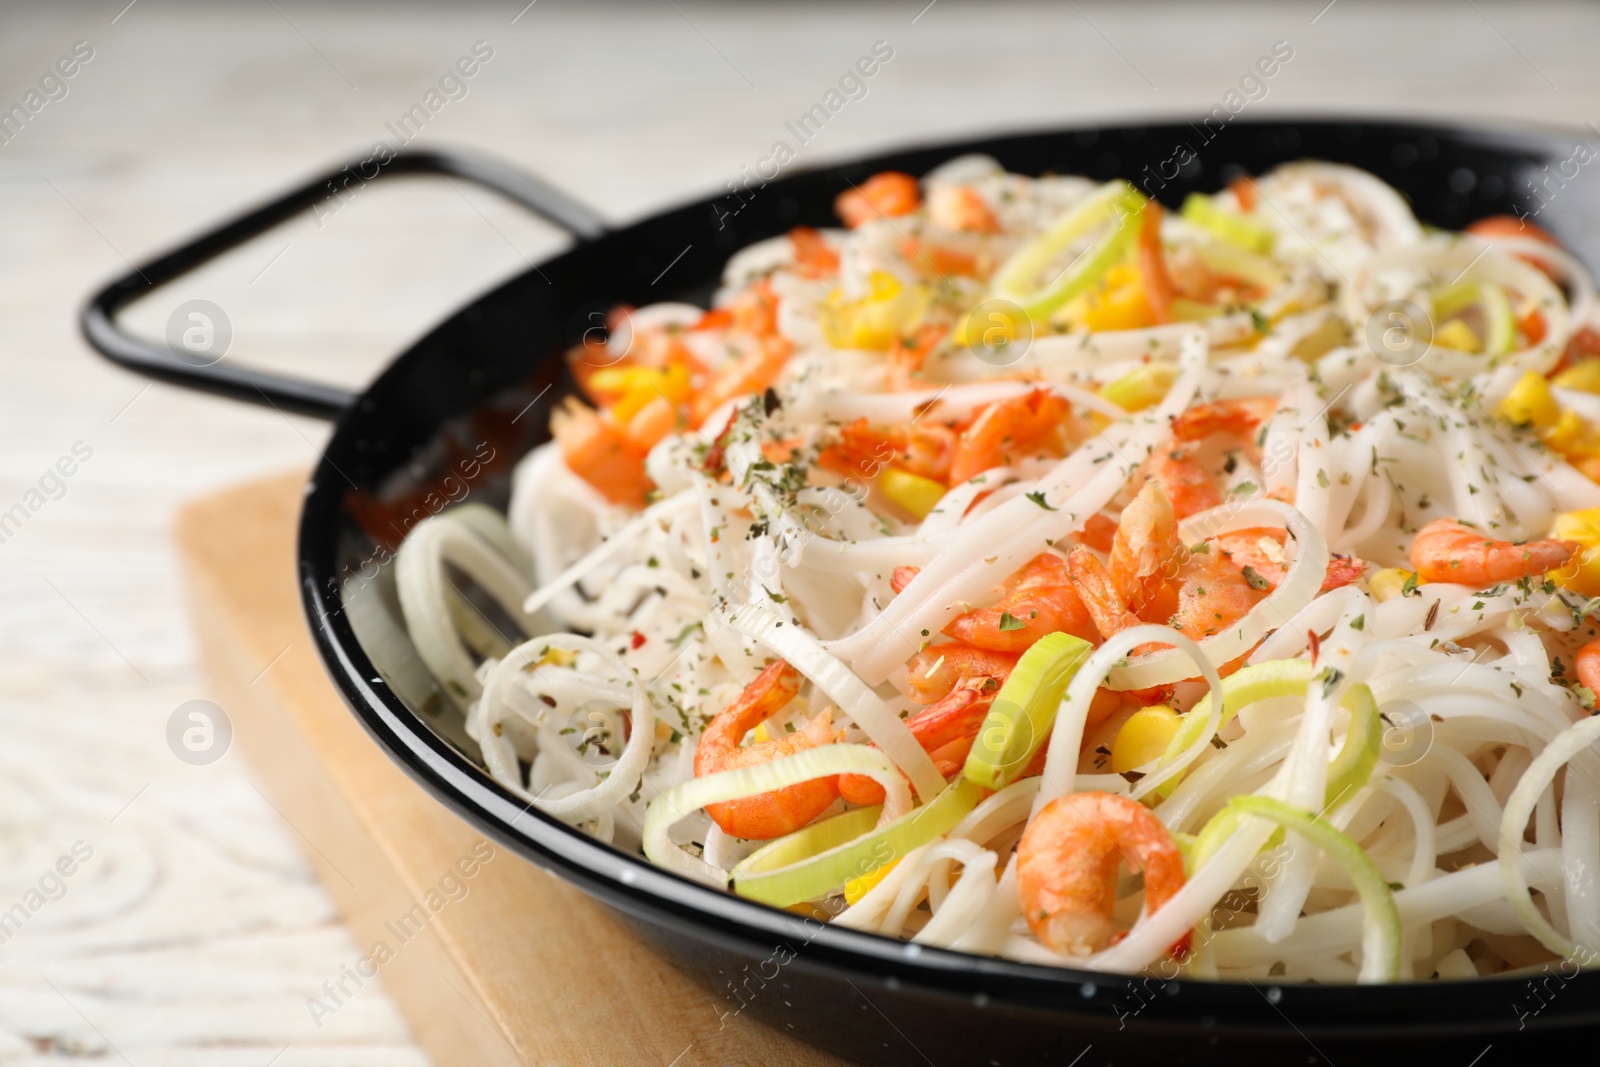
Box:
[1499,713,1600,959]
[396,512,539,709]
[522,494,695,617]
[642,744,912,887]
[477,634,656,824]
[1104,500,1327,691]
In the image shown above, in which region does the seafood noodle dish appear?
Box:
[378,155,1600,983]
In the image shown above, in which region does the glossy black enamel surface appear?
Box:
[106,119,1600,1063]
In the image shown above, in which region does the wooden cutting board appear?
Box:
[175,471,848,1067]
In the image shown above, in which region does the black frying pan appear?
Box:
[83,119,1600,1065]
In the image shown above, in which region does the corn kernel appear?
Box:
[844,858,900,905]
[1497,370,1561,430]
[1369,567,1415,603]
[819,274,930,351]
[1554,359,1600,395]
[1434,319,1483,354]
[878,467,947,519]
[538,647,577,668]
[1081,264,1154,332]
[1098,364,1179,413]
[1552,508,1600,596]
[1112,705,1182,773]
[586,367,634,394]
[1543,409,1600,459]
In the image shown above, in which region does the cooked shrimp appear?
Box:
[1171,396,1279,443]
[1169,546,1264,640]
[1215,527,1366,593]
[788,226,839,278]
[694,662,838,840]
[1017,791,1190,958]
[552,397,651,508]
[897,554,1099,652]
[691,336,794,425]
[1136,201,1177,324]
[1407,518,1578,585]
[928,184,1001,234]
[731,278,780,338]
[1142,444,1223,519]
[1064,548,1173,704]
[1064,546,1144,643]
[901,238,988,279]
[819,416,958,485]
[1078,512,1119,553]
[903,643,1018,705]
[1109,480,1184,615]
[836,171,921,229]
[837,682,996,805]
[947,388,1073,485]
[885,323,950,392]
[1576,638,1600,696]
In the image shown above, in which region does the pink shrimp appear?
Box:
[1142,444,1223,520]
[837,683,997,805]
[1168,546,1264,641]
[1017,791,1190,958]
[927,184,1001,234]
[1215,527,1367,593]
[1407,518,1578,585]
[691,335,795,426]
[1171,396,1279,443]
[552,398,651,508]
[1576,639,1600,696]
[1109,480,1185,615]
[894,554,1099,652]
[903,643,1019,705]
[694,662,838,840]
[947,388,1073,486]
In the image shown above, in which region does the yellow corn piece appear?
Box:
[1434,319,1483,354]
[1368,568,1415,603]
[1544,410,1600,459]
[819,271,930,350]
[1497,370,1561,430]
[1555,358,1600,396]
[1098,363,1179,413]
[1112,705,1182,773]
[879,467,947,519]
[1080,263,1153,332]
[609,364,691,423]
[1289,316,1351,362]
[1552,508,1600,596]
[1554,360,1600,395]
[538,647,577,668]
[844,857,900,905]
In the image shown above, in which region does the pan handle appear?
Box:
[80,148,608,421]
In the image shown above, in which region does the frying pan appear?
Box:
[83,119,1600,1064]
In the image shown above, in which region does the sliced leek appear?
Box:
[1181,192,1274,254]
[1156,660,1380,807]
[1226,796,1402,983]
[989,181,1147,321]
[731,779,981,906]
[962,632,1094,790]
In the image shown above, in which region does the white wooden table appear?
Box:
[1,1,1596,1062]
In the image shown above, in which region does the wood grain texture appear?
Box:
[175,471,848,1067]
[1,0,1596,1061]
